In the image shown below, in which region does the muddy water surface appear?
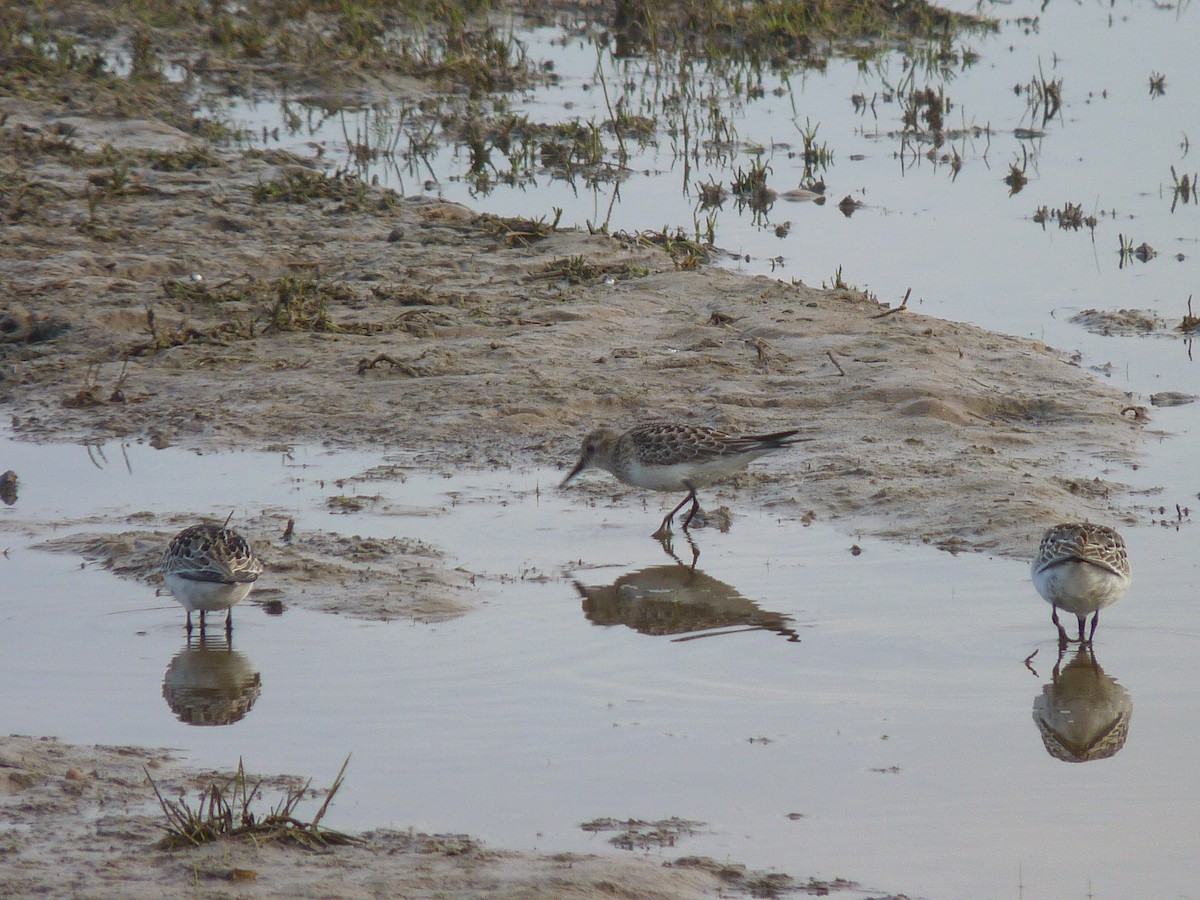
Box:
[2,434,1198,898]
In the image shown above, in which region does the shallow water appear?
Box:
[2,435,1199,898]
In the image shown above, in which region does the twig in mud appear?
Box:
[1178,294,1199,333]
[357,353,419,377]
[108,360,130,402]
[751,337,771,366]
[595,46,627,165]
[871,288,911,319]
[714,320,775,366]
[204,274,254,293]
[1120,405,1148,421]
[825,349,845,376]
[308,756,350,829]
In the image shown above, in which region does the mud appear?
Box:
[1,97,1145,579]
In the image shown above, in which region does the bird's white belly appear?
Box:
[164,574,255,612]
[621,456,757,492]
[1032,560,1129,614]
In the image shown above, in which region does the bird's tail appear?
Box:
[743,428,809,449]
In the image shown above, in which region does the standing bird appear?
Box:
[1031,523,1130,646]
[560,422,806,537]
[161,523,264,635]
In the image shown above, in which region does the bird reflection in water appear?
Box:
[573,539,800,643]
[162,634,262,726]
[1029,643,1132,763]
[658,530,702,570]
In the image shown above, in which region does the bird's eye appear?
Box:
[585,442,595,454]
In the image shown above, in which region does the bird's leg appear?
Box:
[1087,611,1099,644]
[1077,614,1087,644]
[198,610,207,632]
[225,609,233,636]
[654,491,696,539]
[185,611,193,634]
[679,486,702,531]
[1052,606,1069,649]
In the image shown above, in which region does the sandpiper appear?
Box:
[560,422,805,537]
[1031,523,1130,646]
[161,522,264,635]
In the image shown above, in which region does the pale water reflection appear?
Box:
[161,635,263,727]
[1032,645,1133,764]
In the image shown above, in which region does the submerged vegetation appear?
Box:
[602,0,994,58]
[0,0,535,94]
[0,0,994,158]
[14,0,1177,344]
[1032,201,1098,234]
[0,0,1001,248]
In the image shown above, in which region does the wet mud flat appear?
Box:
[1,735,862,900]
[1,105,1148,620]
[1,90,1144,562]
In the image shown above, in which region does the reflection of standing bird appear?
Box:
[1031,523,1130,645]
[161,523,264,635]
[1032,645,1131,762]
[574,564,800,642]
[162,635,262,726]
[560,422,805,537]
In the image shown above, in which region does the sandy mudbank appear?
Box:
[1,99,1145,580]
[0,735,873,900]
[32,515,478,623]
